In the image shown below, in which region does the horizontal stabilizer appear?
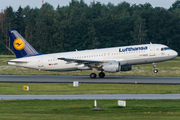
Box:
[5,60,28,63]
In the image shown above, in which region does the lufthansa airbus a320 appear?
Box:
[7,30,178,78]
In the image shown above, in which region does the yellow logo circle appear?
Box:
[13,38,25,50]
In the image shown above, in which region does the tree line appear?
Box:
[0,0,180,55]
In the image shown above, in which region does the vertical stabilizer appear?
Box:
[8,30,41,58]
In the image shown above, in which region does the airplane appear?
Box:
[7,30,178,78]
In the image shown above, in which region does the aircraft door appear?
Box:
[38,57,44,67]
[149,45,155,56]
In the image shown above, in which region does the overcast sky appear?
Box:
[0,0,177,11]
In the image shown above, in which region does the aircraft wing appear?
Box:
[58,58,108,67]
[58,58,104,63]
[58,57,127,68]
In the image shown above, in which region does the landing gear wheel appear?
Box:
[99,72,105,78]
[152,63,158,73]
[90,73,97,79]
[154,69,158,73]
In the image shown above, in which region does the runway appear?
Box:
[1,75,180,100]
[0,75,180,84]
[1,94,180,100]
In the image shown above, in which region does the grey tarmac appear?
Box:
[0,75,180,84]
[1,94,180,100]
[1,75,180,100]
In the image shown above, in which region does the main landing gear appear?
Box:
[99,72,105,78]
[90,71,105,79]
[153,63,158,73]
[90,73,97,79]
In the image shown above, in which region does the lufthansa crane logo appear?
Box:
[13,38,25,50]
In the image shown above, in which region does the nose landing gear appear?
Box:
[153,63,158,73]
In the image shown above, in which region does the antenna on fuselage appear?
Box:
[150,42,152,44]
[75,49,78,51]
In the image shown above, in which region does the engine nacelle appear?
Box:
[121,65,133,71]
[103,62,121,73]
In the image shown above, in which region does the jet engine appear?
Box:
[103,62,121,73]
[121,65,133,71]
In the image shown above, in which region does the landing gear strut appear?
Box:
[153,63,158,73]
[99,72,105,78]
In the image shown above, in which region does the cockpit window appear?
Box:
[165,47,170,50]
[161,47,171,51]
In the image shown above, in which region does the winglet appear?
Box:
[8,30,41,58]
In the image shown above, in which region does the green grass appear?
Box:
[1,83,180,94]
[1,55,180,77]
[0,99,180,120]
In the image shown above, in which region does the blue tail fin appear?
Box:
[8,30,41,58]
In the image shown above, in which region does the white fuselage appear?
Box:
[8,44,178,71]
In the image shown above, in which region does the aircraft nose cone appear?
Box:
[173,50,178,58]
[175,51,178,56]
